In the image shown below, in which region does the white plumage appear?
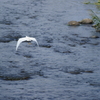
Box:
[16,36,39,51]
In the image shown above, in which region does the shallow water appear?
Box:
[0,0,100,100]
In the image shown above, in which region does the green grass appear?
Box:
[84,0,100,5]
[89,10,100,30]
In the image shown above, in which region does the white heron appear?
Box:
[16,36,39,51]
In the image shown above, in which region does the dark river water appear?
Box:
[0,0,100,100]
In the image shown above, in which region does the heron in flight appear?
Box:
[16,36,39,51]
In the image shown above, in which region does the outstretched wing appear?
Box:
[30,37,39,46]
[16,37,27,51]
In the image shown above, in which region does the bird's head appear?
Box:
[25,36,31,41]
[26,36,28,38]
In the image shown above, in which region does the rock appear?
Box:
[0,73,31,81]
[0,20,13,25]
[68,21,80,26]
[84,70,93,73]
[91,35,99,38]
[79,18,93,24]
[92,24,96,27]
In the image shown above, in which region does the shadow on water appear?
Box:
[0,0,100,100]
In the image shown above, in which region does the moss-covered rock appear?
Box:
[79,18,93,24]
[68,21,80,26]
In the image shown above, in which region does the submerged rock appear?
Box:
[0,33,21,43]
